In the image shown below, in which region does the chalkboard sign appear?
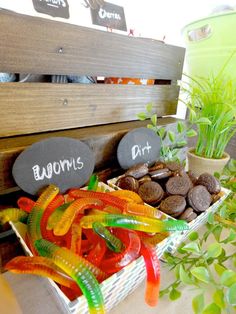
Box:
[117,127,161,169]
[12,137,95,195]
[90,2,127,31]
[32,0,70,19]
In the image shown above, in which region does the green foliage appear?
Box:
[160,170,236,313]
[180,54,236,159]
[136,103,196,162]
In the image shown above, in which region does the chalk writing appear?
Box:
[131,142,152,160]
[32,157,84,181]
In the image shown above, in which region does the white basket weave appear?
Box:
[10,182,173,314]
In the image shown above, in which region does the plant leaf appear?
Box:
[179,265,194,285]
[214,264,226,277]
[137,112,147,120]
[186,129,197,137]
[220,270,236,287]
[176,140,187,147]
[158,127,166,139]
[202,302,221,314]
[207,213,214,224]
[191,267,210,283]
[213,289,225,309]
[147,124,157,132]
[189,109,197,123]
[206,243,222,258]
[177,121,185,133]
[226,283,236,306]
[146,103,153,113]
[151,114,157,126]
[188,231,199,241]
[168,131,176,143]
[169,288,181,301]
[212,225,222,242]
[196,117,212,125]
[192,293,204,314]
[182,242,200,254]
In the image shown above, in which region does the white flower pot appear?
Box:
[187,148,230,177]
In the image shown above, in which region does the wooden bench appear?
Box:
[0,9,186,194]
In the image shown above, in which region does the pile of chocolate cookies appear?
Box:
[116,161,221,222]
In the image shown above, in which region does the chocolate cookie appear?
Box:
[166,176,191,196]
[149,168,172,180]
[116,175,139,192]
[138,175,152,185]
[197,173,221,194]
[160,195,186,217]
[179,207,197,222]
[187,185,212,212]
[138,181,164,205]
[148,161,166,172]
[187,170,198,185]
[125,163,149,179]
[165,161,184,172]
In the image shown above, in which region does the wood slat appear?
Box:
[0,10,185,79]
[0,118,179,193]
[0,83,179,137]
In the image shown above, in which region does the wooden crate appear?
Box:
[0,10,185,193]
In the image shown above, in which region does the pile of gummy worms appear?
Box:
[0,178,189,314]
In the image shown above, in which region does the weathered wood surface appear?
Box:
[0,83,179,137]
[0,118,179,192]
[0,10,185,79]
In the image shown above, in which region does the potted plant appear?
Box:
[181,64,236,176]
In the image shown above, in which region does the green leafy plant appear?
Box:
[137,103,197,162]
[160,160,236,313]
[181,54,236,159]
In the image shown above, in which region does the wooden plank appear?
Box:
[0,83,179,137]
[0,10,185,79]
[0,118,179,192]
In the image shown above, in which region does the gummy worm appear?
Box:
[68,189,128,211]
[27,185,59,251]
[41,194,65,240]
[46,203,69,231]
[100,229,141,274]
[86,238,107,267]
[125,203,163,219]
[17,197,35,213]
[139,232,169,246]
[140,242,161,307]
[108,190,143,204]
[53,198,104,236]
[92,222,125,253]
[35,239,105,314]
[80,214,189,233]
[0,208,28,225]
[5,256,81,295]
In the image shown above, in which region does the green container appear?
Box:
[182,11,236,79]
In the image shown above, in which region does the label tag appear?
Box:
[32,0,70,19]
[12,137,95,195]
[117,127,161,169]
[90,2,127,31]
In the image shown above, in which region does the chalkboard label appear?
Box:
[90,2,127,31]
[32,0,70,19]
[117,127,161,169]
[12,137,95,195]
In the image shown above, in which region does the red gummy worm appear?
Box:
[100,228,141,274]
[17,197,35,213]
[68,189,128,211]
[140,242,161,307]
